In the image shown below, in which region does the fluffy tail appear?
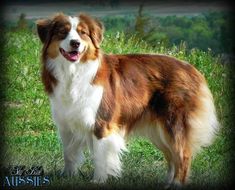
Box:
[187,84,220,155]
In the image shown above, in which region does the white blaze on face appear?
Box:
[60,16,86,54]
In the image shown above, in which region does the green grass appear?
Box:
[2,30,233,189]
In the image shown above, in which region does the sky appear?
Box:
[2,0,231,21]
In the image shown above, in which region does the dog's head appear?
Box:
[36,13,104,63]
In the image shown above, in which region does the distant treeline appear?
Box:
[102,11,234,54]
[8,11,234,55]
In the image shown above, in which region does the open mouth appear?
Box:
[59,48,80,62]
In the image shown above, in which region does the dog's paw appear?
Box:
[164,180,182,190]
[164,183,171,189]
[90,179,99,183]
[60,168,77,177]
[90,176,107,184]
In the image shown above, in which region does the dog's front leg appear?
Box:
[58,126,86,177]
[91,122,127,183]
[92,134,109,183]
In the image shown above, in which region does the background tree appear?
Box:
[16,13,28,30]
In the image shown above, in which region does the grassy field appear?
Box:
[1,30,234,189]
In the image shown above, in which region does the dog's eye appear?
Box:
[79,30,86,35]
[59,29,67,35]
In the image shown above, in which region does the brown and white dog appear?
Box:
[36,13,218,187]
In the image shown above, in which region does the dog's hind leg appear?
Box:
[170,84,219,186]
[165,115,192,187]
[170,140,192,187]
[155,127,192,188]
[162,149,175,187]
[148,125,176,187]
[150,114,192,187]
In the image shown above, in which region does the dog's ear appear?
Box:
[91,18,104,49]
[79,14,104,49]
[36,19,52,43]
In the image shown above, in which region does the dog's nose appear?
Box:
[70,40,80,49]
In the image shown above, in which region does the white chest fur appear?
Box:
[48,57,103,132]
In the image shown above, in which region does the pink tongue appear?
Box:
[65,52,79,61]
[68,53,78,61]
